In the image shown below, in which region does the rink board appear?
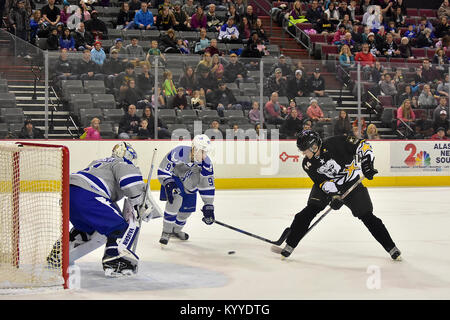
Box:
[4,139,450,189]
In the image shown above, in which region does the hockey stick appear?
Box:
[131,148,158,252]
[214,220,291,246]
[271,174,366,254]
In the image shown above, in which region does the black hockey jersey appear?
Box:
[302,135,374,195]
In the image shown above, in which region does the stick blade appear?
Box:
[270,245,283,254]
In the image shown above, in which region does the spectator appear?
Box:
[30,10,45,45]
[416,28,434,48]
[350,23,363,44]
[333,25,348,45]
[418,84,436,109]
[355,42,376,79]
[371,60,387,84]
[162,70,177,97]
[415,111,435,138]
[114,62,136,91]
[386,20,401,38]
[73,22,94,51]
[239,16,252,42]
[212,82,241,117]
[431,127,449,140]
[83,117,101,140]
[287,99,303,121]
[380,73,398,98]
[141,106,171,139]
[205,38,222,57]
[126,36,146,64]
[433,110,450,134]
[196,51,213,74]
[392,6,405,28]
[308,68,326,97]
[137,118,152,139]
[156,5,177,31]
[191,5,207,31]
[151,87,166,109]
[399,37,413,59]
[365,123,380,140]
[432,48,449,73]
[435,16,450,39]
[178,66,196,95]
[191,90,206,110]
[306,0,322,26]
[182,0,195,18]
[248,101,261,124]
[337,14,353,31]
[352,117,367,138]
[194,28,210,54]
[60,2,71,25]
[437,74,450,97]
[84,10,108,38]
[77,0,91,23]
[18,119,44,139]
[46,26,59,51]
[339,44,355,69]
[194,64,217,95]
[253,18,268,44]
[433,97,449,122]
[396,99,416,132]
[316,12,336,35]
[118,104,140,139]
[117,2,135,30]
[41,0,60,28]
[421,59,439,83]
[210,53,224,81]
[54,49,78,81]
[324,1,340,25]
[8,0,29,46]
[135,62,154,96]
[159,28,179,53]
[306,98,330,123]
[333,109,352,136]
[206,3,223,32]
[287,69,309,100]
[205,119,225,140]
[404,24,417,40]
[223,53,247,84]
[438,0,450,20]
[172,1,190,31]
[302,119,313,131]
[267,68,288,97]
[270,54,291,78]
[265,92,287,125]
[338,1,352,20]
[218,17,240,43]
[380,32,401,57]
[146,40,166,66]
[380,0,394,21]
[90,40,106,66]
[281,108,303,139]
[109,38,127,61]
[172,87,188,110]
[134,2,155,30]
[58,27,74,51]
[122,79,141,107]
[398,84,414,104]
[104,49,124,88]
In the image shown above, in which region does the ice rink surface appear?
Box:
[3,186,450,300]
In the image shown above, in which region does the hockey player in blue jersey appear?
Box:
[157,134,216,245]
[66,142,158,277]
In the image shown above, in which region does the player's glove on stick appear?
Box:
[361,155,378,180]
[201,204,215,225]
[330,195,344,210]
[163,178,180,204]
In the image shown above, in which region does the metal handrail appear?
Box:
[50,85,80,139]
[280,12,311,51]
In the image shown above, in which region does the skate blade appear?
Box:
[393,255,402,262]
[104,268,136,278]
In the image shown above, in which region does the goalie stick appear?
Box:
[271,174,366,254]
[214,220,291,246]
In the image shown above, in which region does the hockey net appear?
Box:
[0,142,69,293]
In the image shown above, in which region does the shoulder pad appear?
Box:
[346,135,360,145]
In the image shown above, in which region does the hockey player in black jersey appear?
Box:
[280,130,402,260]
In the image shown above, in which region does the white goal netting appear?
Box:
[0,143,69,292]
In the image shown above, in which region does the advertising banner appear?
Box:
[390,141,450,172]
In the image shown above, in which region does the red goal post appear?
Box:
[0,142,70,292]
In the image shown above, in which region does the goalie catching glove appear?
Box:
[201,204,215,225]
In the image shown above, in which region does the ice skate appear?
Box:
[172,230,189,241]
[159,231,171,246]
[102,255,137,277]
[389,246,402,261]
[280,244,294,259]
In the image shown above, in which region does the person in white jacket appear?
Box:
[218,17,240,43]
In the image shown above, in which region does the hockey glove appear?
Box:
[330,195,344,210]
[163,178,180,204]
[361,155,378,180]
[201,204,215,225]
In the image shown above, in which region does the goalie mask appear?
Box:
[112,142,138,165]
[192,134,213,163]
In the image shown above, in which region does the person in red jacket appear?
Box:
[354,43,376,79]
[431,127,449,140]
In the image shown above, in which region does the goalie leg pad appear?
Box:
[69,231,107,265]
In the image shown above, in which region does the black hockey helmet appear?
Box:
[296,130,322,152]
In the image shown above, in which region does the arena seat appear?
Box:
[0,93,17,108]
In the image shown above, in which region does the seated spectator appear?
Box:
[338,1,352,21]
[191,5,207,31]
[182,0,195,18]
[267,68,288,97]
[380,33,401,57]
[371,60,387,84]
[386,20,401,38]
[245,5,258,28]
[337,14,353,31]
[324,1,340,26]
[432,48,449,72]
[416,28,434,48]
[316,12,336,35]
[73,22,94,51]
[206,4,223,32]
[398,84,414,104]
[83,117,101,140]
[433,97,449,122]
[308,68,326,97]
[355,43,376,80]
[162,70,177,97]
[118,104,140,139]
[54,49,78,81]
[136,63,154,96]
[41,0,61,28]
[431,127,449,140]
[29,10,45,45]
[157,6,178,31]
[421,58,439,83]
[137,118,152,139]
[280,108,303,139]
[77,0,91,22]
[191,90,206,110]
[265,92,287,125]
[46,27,59,51]
[114,62,137,91]
[287,69,309,100]
[141,105,171,139]
[59,2,71,26]
[392,6,405,28]
[159,28,179,53]
[196,52,213,74]
[333,25,348,45]
[213,82,241,117]
[223,53,247,85]
[206,119,226,140]
[84,10,108,38]
[380,73,398,98]
[210,54,224,81]
[333,109,352,136]
[205,38,223,57]
[126,37,146,65]
[18,119,44,139]
[90,41,106,66]
[104,49,125,86]
[178,66,196,96]
[109,38,127,61]
[151,87,166,109]
[350,23,363,44]
[146,40,167,66]
[306,98,331,124]
[218,17,240,43]
[438,0,450,20]
[352,117,367,138]
[117,2,135,30]
[415,111,435,138]
[123,79,141,107]
[339,44,355,69]
[433,110,450,134]
[270,54,292,78]
[248,101,261,124]
[365,123,380,140]
[437,74,450,96]
[172,1,190,31]
[194,64,217,96]
[253,18,268,44]
[172,87,188,110]
[287,99,304,121]
[76,49,104,81]
[239,16,252,42]
[396,99,416,134]
[134,2,155,30]
[366,32,380,56]
[194,28,211,54]
[60,27,75,51]
[404,24,417,40]
[306,0,323,26]
[399,37,413,59]
[418,84,437,109]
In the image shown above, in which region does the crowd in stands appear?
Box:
[1,0,449,140]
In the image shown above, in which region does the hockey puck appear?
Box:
[228,251,235,255]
